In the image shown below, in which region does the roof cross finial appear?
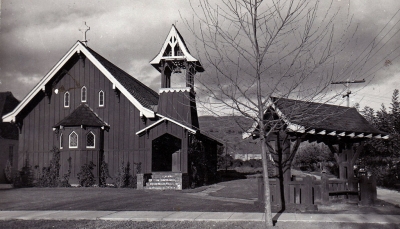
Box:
[79,22,90,46]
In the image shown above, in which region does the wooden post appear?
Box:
[137,173,144,190]
[279,131,291,208]
[321,171,329,204]
[360,174,377,205]
[303,176,312,205]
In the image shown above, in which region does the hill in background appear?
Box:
[198,116,260,157]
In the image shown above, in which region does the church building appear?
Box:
[2,25,220,189]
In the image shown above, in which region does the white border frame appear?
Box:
[86,131,95,148]
[99,90,104,107]
[64,91,70,108]
[69,131,78,148]
[81,86,87,102]
[60,133,63,149]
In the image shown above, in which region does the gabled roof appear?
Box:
[135,114,222,145]
[136,115,197,135]
[272,98,385,135]
[53,103,109,128]
[244,97,388,140]
[0,123,18,140]
[2,41,157,122]
[0,92,19,140]
[150,25,204,72]
[86,47,159,110]
[0,92,19,117]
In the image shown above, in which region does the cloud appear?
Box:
[0,0,194,100]
[0,0,400,113]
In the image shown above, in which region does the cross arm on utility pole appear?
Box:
[331,79,365,107]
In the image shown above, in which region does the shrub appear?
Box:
[231,159,243,168]
[124,161,134,188]
[59,157,71,187]
[293,142,335,172]
[13,158,34,188]
[235,166,263,174]
[134,162,142,174]
[4,160,13,183]
[248,159,263,168]
[37,147,62,187]
[114,161,133,188]
[99,157,111,187]
[77,161,96,187]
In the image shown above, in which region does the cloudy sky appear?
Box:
[1,0,400,113]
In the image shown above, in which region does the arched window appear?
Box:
[64,92,70,107]
[69,131,78,148]
[99,90,104,107]
[86,132,95,148]
[81,86,87,102]
[60,133,63,149]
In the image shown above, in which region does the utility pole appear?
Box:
[331,79,365,107]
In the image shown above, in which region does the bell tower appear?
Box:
[150,25,203,128]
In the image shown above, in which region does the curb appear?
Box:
[1,211,400,224]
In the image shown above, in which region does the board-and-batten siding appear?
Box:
[138,121,190,174]
[18,57,155,183]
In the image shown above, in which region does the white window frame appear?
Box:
[69,131,78,148]
[81,86,87,102]
[60,133,63,149]
[86,131,95,148]
[64,92,70,108]
[99,90,104,107]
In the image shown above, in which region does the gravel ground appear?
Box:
[0,220,399,229]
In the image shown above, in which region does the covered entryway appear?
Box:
[152,133,182,172]
[247,97,389,210]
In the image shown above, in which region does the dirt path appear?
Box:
[377,188,400,207]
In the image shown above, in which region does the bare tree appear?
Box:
[182,0,394,226]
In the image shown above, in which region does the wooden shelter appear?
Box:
[245,97,388,210]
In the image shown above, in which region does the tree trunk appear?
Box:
[261,134,274,226]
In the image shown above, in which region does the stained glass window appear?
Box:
[99,91,104,107]
[86,132,95,148]
[69,131,78,148]
[64,92,70,107]
[81,86,87,102]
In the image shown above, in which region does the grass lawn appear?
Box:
[209,178,258,200]
[0,186,260,212]
[1,177,400,214]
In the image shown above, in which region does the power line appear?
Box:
[339,9,400,79]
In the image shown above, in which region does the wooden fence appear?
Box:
[256,173,376,210]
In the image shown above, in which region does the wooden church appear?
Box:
[2,25,220,189]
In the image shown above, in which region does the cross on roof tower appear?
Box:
[79,22,90,46]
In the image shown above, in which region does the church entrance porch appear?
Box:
[151,133,182,172]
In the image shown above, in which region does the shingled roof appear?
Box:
[0,92,19,117]
[86,47,159,110]
[272,97,386,135]
[244,97,388,140]
[0,92,19,140]
[3,41,158,123]
[53,104,109,128]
